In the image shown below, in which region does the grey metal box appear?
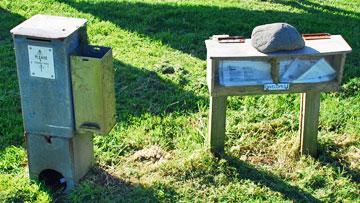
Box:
[25,133,93,192]
[10,15,87,138]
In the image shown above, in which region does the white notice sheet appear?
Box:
[293,58,336,83]
[280,58,336,83]
[219,60,272,86]
[280,58,317,82]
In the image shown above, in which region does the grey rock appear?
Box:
[251,23,305,53]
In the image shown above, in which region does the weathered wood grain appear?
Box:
[208,96,227,154]
[299,92,321,157]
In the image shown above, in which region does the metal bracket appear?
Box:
[303,33,331,40]
[211,35,245,43]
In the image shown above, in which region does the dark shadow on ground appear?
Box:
[318,142,360,183]
[59,0,360,81]
[0,6,209,150]
[0,8,26,150]
[223,155,322,202]
[56,157,321,202]
[113,60,207,124]
[56,166,177,202]
[273,0,360,16]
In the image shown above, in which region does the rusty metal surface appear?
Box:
[211,35,245,43]
[303,33,331,40]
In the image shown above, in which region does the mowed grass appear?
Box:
[0,0,359,202]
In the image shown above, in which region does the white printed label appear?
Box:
[264,83,290,91]
[28,45,55,79]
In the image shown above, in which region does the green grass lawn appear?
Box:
[1,0,359,202]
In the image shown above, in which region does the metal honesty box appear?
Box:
[26,133,93,191]
[71,45,116,135]
[205,35,352,156]
[10,14,87,138]
[11,14,99,192]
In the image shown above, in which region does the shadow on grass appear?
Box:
[223,155,321,202]
[59,0,360,81]
[58,166,177,202]
[113,60,207,124]
[273,0,360,16]
[0,8,26,150]
[318,142,360,183]
[0,7,209,149]
[57,156,321,202]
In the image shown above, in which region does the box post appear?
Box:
[208,96,227,154]
[11,15,115,192]
[299,92,321,157]
[334,54,346,85]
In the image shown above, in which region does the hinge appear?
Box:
[303,33,331,40]
[211,35,245,43]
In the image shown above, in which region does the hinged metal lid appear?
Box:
[10,14,87,40]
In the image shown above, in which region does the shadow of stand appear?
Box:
[318,143,360,183]
[59,0,360,81]
[223,155,321,202]
[113,60,207,122]
[55,166,177,202]
[0,8,27,151]
[272,0,360,16]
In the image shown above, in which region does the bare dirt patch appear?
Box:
[129,145,171,163]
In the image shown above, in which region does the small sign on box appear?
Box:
[28,45,55,79]
[264,83,290,91]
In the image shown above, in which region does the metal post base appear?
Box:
[25,133,93,192]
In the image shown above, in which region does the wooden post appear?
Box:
[333,54,346,84]
[299,92,321,157]
[208,96,227,154]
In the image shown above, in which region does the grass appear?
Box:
[0,0,359,202]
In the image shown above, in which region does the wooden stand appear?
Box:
[299,92,321,156]
[207,93,321,157]
[208,96,227,154]
[205,35,351,157]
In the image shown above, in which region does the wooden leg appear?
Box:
[299,92,321,157]
[208,96,227,154]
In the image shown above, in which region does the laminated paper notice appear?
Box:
[294,58,336,83]
[280,59,316,82]
[219,60,272,86]
[280,58,336,83]
[28,45,55,79]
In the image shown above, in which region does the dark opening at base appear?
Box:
[38,169,67,192]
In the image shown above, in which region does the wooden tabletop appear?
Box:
[205,35,352,59]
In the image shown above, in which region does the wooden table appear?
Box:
[205,35,352,156]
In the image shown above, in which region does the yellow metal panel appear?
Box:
[71,45,116,135]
